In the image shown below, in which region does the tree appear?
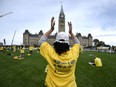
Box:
[93,39,99,46]
[97,41,105,46]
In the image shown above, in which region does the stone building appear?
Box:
[76,33,93,47]
[23,5,93,47]
[0,42,3,46]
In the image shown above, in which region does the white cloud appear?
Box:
[0,0,116,46]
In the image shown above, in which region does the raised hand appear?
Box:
[51,17,55,31]
[68,21,75,39]
[68,22,72,34]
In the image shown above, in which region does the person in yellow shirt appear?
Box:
[0,46,4,53]
[38,17,80,87]
[37,47,40,53]
[94,57,102,67]
[89,54,102,67]
[29,46,33,55]
[80,45,84,54]
[13,46,16,52]
[19,45,24,58]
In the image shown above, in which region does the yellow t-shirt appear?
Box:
[0,46,3,51]
[40,42,80,87]
[20,47,24,53]
[94,57,102,67]
[29,46,33,51]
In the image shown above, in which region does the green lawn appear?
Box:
[0,50,116,87]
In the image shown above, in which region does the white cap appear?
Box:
[55,32,69,44]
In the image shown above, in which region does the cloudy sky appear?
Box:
[0,0,116,46]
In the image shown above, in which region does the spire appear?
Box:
[58,4,65,32]
[24,30,29,34]
[60,5,64,15]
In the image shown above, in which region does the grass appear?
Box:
[0,50,116,87]
[76,51,116,87]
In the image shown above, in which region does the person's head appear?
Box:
[53,32,69,55]
[20,45,24,48]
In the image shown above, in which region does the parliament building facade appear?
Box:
[23,5,93,47]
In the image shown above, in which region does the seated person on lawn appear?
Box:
[89,56,102,67]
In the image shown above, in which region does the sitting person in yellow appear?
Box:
[19,45,24,58]
[89,55,102,67]
[29,46,33,55]
[0,46,4,53]
[13,46,16,52]
[94,57,102,67]
[38,17,80,87]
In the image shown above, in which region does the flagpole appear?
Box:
[3,39,6,46]
[11,30,16,46]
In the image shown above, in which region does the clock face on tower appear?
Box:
[61,15,63,18]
